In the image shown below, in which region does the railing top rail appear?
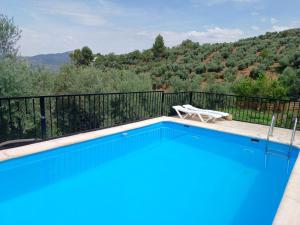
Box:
[0,91,299,102]
[0,91,164,100]
[163,92,191,94]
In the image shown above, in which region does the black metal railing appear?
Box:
[191,92,300,129]
[0,91,299,146]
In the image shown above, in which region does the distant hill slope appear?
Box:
[94,28,300,91]
[24,29,300,92]
[25,52,71,70]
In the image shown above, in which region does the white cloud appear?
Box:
[34,1,106,27]
[32,0,129,27]
[270,21,300,32]
[57,12,106,27]
[271,25,290,32]
[271,25,296,32]
[137,27,245,47]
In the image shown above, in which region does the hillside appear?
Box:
[25,52,71,70]
[10,28,299,99]
[94,28,300,95]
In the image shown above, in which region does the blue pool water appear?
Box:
[0,122,298,225]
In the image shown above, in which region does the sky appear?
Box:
[1,0,300,56]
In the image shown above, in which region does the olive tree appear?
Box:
[0,14,21,58]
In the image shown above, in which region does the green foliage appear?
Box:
[279,50,300,70]
[225,58,236,67]
[168,76,201,92]
[201,73,231,94]
[221,50,230,59]
[141,49,154,62]
[181,39,199,49]
[152,34,166,59]
[0,14,21,58]
[0,58,54,97]
[237,61,248,70]
[232,74,286,98]
[54,65,152,94]
[195,64,206,74]
[249,68,261,79]
[207,61,223,72]
[279,67,300,99]
[70,46,93,66]
[223,68,237,82]
[231,77,254,96]
[205,81,231,94]
[0,59,151,97]
[279,55,290,68]
[260,49,270,58]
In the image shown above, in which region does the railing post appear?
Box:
[161,92,165,116]
[39,97,46,139]
[189,91,193,105]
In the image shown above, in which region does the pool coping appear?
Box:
[0,116,299,224]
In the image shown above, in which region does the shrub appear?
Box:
[225,59,236,67]
[195,64,206,74]
[249,68,261,79]
[0,58,54,97]
[279,67,300,99]
[221,51,230,59]
[232,74,286,98]
[168,76,201,92]
[237,61,248,70]
[207,62,223,72]
[175,69,189,80]
[223,68,237,82]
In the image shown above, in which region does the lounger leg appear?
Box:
[196,113,205,122]
[175,109,184,118]
[183,114,190,119]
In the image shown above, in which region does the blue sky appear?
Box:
[1,0,300,56]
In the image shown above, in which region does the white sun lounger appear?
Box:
[172,105,222,122]
[183,104,230,118]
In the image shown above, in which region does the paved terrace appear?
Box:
[0,116,299,225]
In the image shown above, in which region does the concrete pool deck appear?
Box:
[0,116,299,225]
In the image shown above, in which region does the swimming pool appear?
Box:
[0,121,298,225]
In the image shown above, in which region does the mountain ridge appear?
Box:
[24,51,71,70]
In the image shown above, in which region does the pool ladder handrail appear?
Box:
[265,115,276,154]
[288,117,298,158]
[265,116,298,172]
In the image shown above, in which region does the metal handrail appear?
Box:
[288,117,298,155]
[269,115,276,137]
[265,115,276,154]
